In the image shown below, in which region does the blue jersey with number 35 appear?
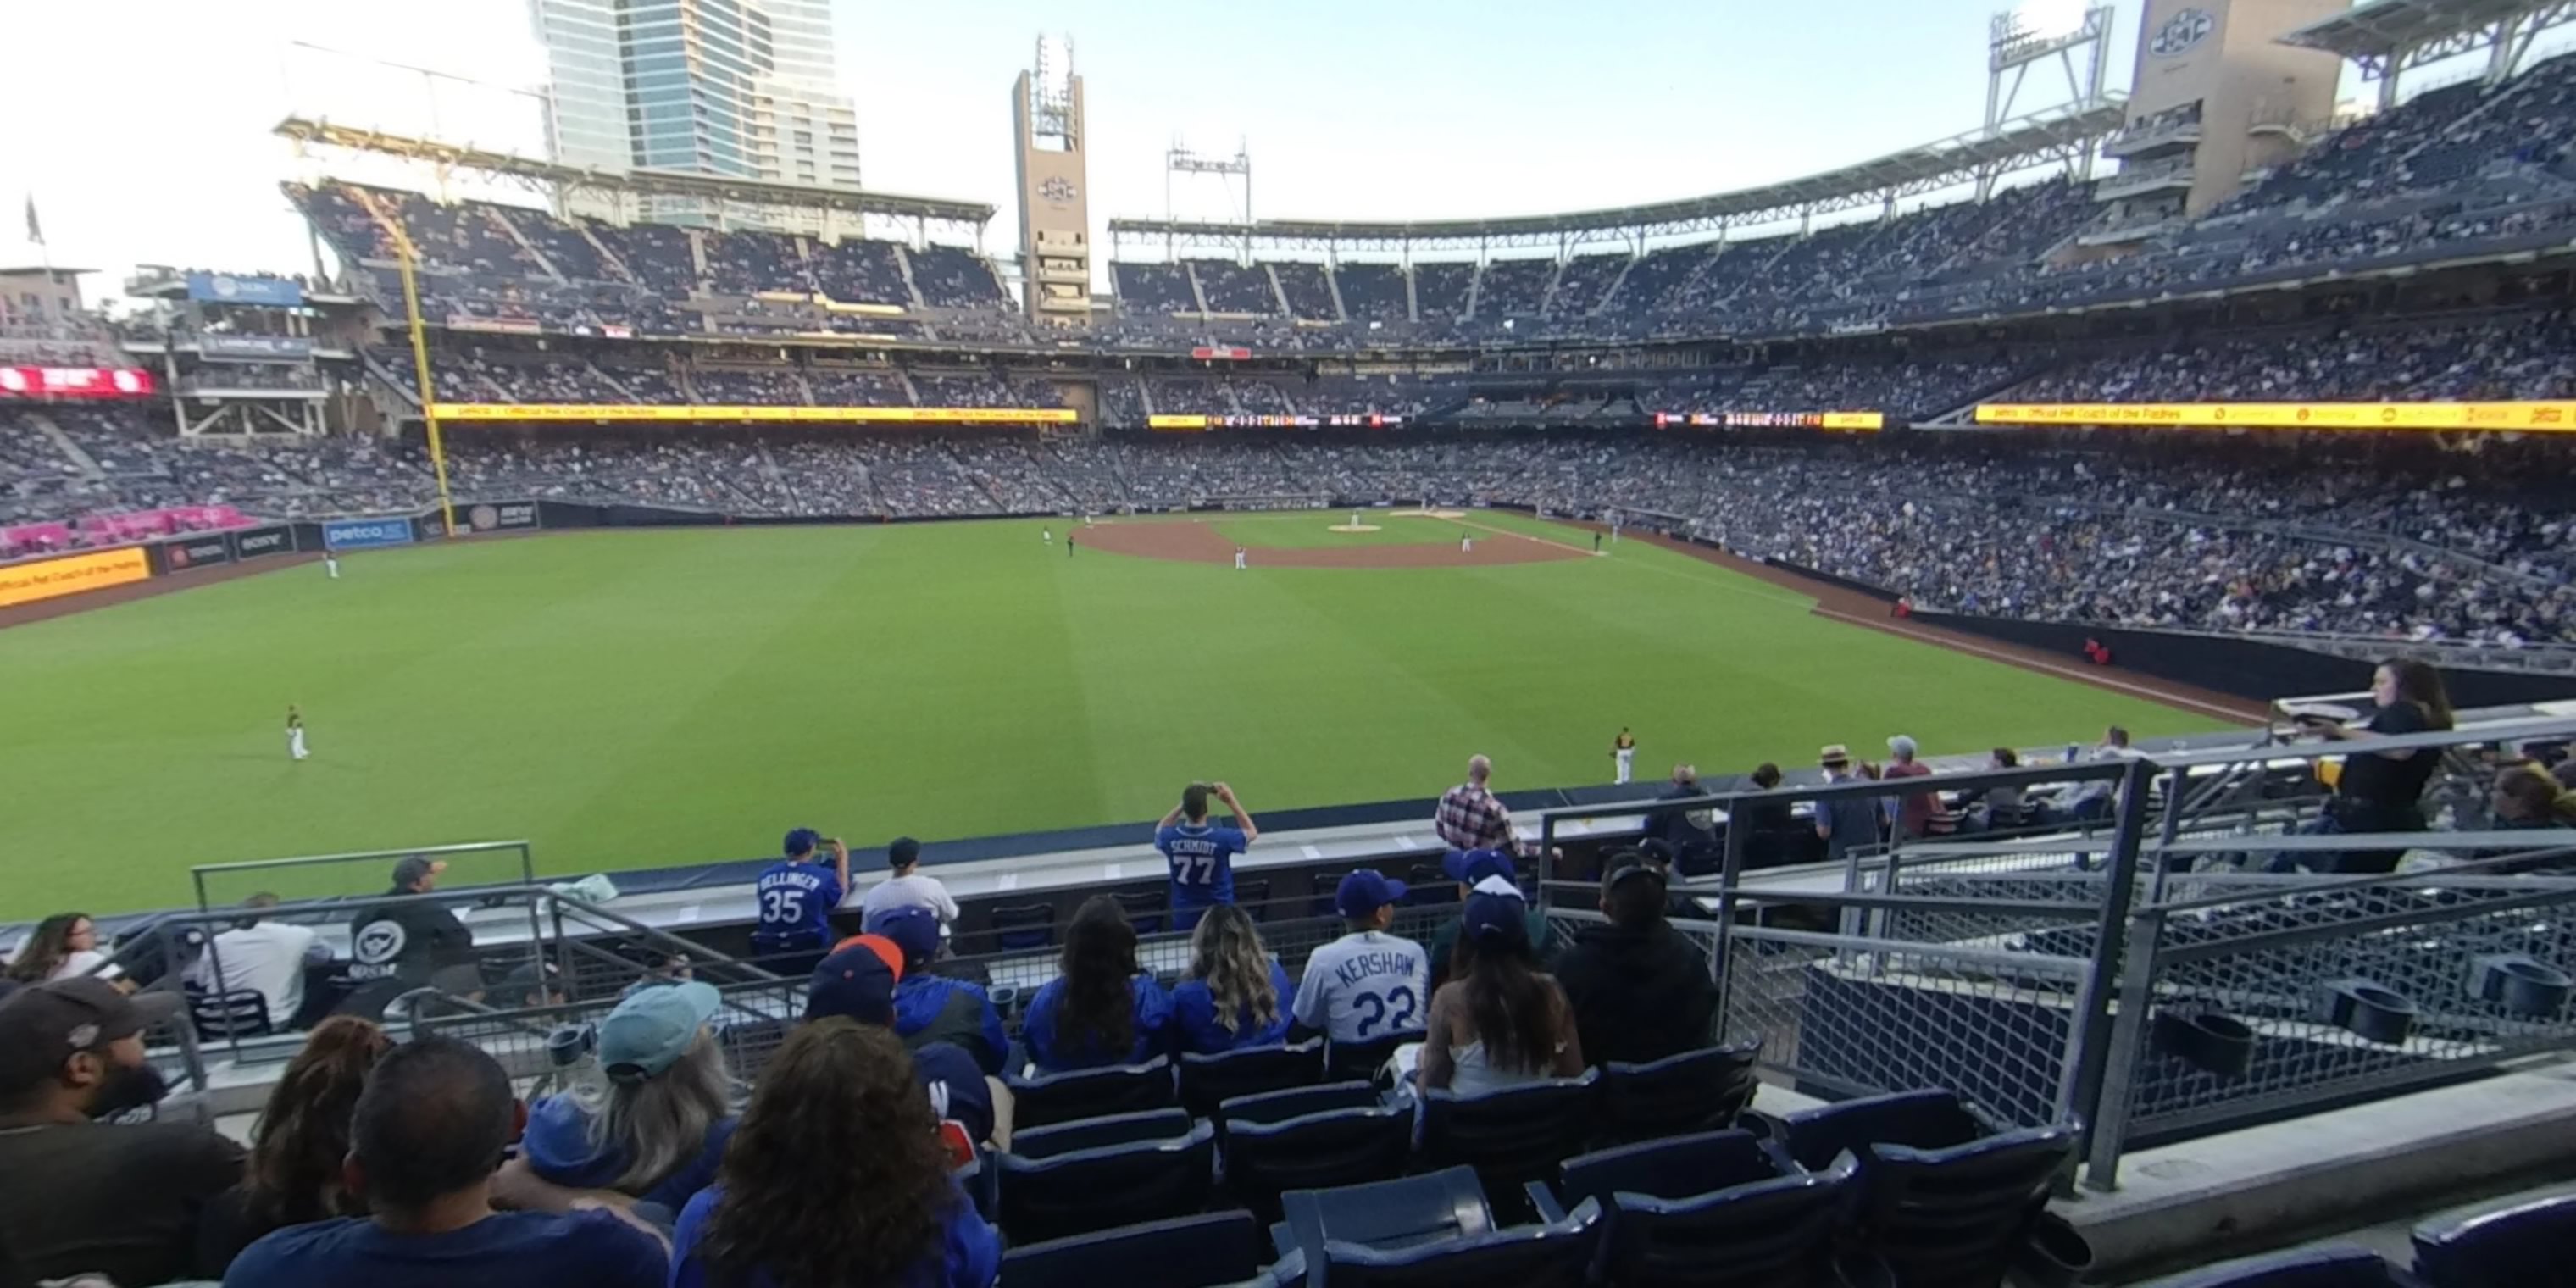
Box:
[752,860,841,947]
[1156,824,1246,911]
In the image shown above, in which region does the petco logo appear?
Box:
[2151,8,2214,56]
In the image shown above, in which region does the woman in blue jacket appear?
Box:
[1023,896,1172,1071]
[1170,903,1296,1054]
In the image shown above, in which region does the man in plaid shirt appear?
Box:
[1435,755,1525,856]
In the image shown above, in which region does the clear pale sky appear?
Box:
[0,0,2451,297]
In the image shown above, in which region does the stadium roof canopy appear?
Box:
[1108,97,2125,254]
[274,117,996,229]
[2279,0,2576,86]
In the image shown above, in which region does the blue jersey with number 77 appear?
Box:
[1157,823,1246,912]
[752,859,842,947]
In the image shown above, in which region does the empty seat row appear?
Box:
[2140,1191,2576,1286]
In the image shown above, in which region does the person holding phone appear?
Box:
[1155,781,1257,933]
[751,829,850,969]
[2275,659,2456,874]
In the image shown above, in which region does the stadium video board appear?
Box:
[432,404,1079,426]
[1974,402,2576,431]
[1147,414,1407,430]
[0,367,158,399]
[1653,411,1885,430]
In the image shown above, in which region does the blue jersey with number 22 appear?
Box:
[1157,824,1246,910]
[752,860,841,947]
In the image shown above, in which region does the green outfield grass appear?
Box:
[0,514,2211,917]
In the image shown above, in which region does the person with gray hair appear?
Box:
[501,982,738,1216]
[1883,734,1940,840]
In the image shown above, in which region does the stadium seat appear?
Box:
[1406,864,1457,906]
[1310,1196,1605,1288]
[991,902,1057,951]
[997,1118,1217,1246]
[1009,1108,1197,1160]
[1180,1038,1324,1119]
[1778,1087,1989,1172]
[1276,1165,1498,1258]
[1324,1030,1419,1085]
[1008,1057,1177,1130]
[1218,1087,1412,1221]
[2130,1246,2419,1287]
[1595,1041,1759,1146]
[1419,1070,1602,1209]
[1114,890,1168,936]
[187,988,274,1042]
[1846,1123,2078,1286]
[1234,879,1272,921]
[2412,1192,2576,1288]
[1532,1129,1850,1288]
[1001,1211,1272,1288]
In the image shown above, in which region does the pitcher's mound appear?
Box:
[1328,523,1384,533]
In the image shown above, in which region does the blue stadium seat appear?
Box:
[1276,1165,1497,1258]
[1114,890,1168,936]
[1180,1038,1324,1119]
[1218,1086,1411,1221]
[1010,1108,1197,1159]
[1312,1196,1605,1288]
[1420,1070,1602,1205]
[1779,1087,1986,1172]
[1595,1041,1759,1146]
[188,988,274,1042]
[1008,1056,1175,1130]
[1001,1210,1271,1288]
[2132,1246,2422,1287]
[997,1118,1216,1246]
[1532,1129,1850,1288]
[1324,1030,1421,1085]
[2412,1192,2576,1288]
[991,902,1056,951]
[1850,1125,2078,1286]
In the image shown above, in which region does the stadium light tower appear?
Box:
[1984,3,2115,192]
[1164,140,1253,262]
[1013,34,1091,326]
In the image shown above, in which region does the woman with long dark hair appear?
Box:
[670,1019,999,1288]
[197,1017,391,1271]
[2285,657,2457,873]
[1170,903,1295,1053]
[1419,890,1584,1094]
[5,913,116,985]
[1021,896,1173,1071]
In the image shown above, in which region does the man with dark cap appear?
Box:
[0,979,243,1285]
[858,836,959,931]
[866,907,1008,1075]
[1425,849,1557,986]
[806,938,1002,1152]
[1551,851,1718,1067]
[750,828,850,969]
[341,856,480,1018]
[223,1036,665,1287]
[1291,870,1428,1045]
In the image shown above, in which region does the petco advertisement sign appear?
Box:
[321,518,415,551]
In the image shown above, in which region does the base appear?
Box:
[1328,523,1385,533]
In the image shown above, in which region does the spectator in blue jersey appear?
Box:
[669,1019,1000,1288]
[1292,870,1428,1045]
[1023,896,1174,1072]
[749,828,849,967]
[1170,904,1296,1054]
[868,906,1009,1075]
[806,936,1000,1151]
[502,982,737,1217]
[1156,780,1259,931]
[222,1036,667,1288]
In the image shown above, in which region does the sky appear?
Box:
[0,0,2462,300]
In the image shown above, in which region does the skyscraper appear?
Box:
[530,0,860,213]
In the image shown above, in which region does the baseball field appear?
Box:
[0,510,2216,918]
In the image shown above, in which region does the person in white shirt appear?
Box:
[857,836,960,930]
[186,892,333,1028]
[1293,870,1429,1044]
[3,913,121,987]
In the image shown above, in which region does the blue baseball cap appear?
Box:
[807,936,902,1027]
[597,980,720,1079]
[1463,890,1531,948]
[865,905,941,967]
[783,828,822,858]
[1443,848,1516,886]
[1335,869,1408,919]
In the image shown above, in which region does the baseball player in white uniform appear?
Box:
[1613,727,1636,785]
[324,551,340,579]
[1234,546,1247,571]
[1041,527,1052,547]
[1459,533,1473,554]
[287,706,309,761]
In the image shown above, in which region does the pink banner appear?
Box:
[4,506,251,558]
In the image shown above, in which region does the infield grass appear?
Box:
[0,514,2209,917]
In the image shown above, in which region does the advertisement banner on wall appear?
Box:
[0,547,152,608]
[320,518,415,551]
[198,335,316,362]
[185,273,304,308]
[412,513,451,543]
[464,502,541,532]
[162,536,234,572]
[1974,401,2576,431]
[231,525,297,560]
[432,403,1079,425]
[0,367,157,399]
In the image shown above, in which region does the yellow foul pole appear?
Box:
[389,225,457,537]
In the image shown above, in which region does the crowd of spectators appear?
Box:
[1189,259,1278,314]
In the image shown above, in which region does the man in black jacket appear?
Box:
[1641,763,1719,875]
[1552,851,1718,1067]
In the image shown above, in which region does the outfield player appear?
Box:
[1156,780,1257,932]
[1234,546,1247,570]
[286,705,308,761]
[1613,726,1636,785]
[1292,870,1427,1044]
[1041,526,1052,547]
[324,549,340,579]
[1459,532,1473,554]
[751,828,850,968]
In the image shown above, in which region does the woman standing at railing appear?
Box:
[2282,658,2457,874]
